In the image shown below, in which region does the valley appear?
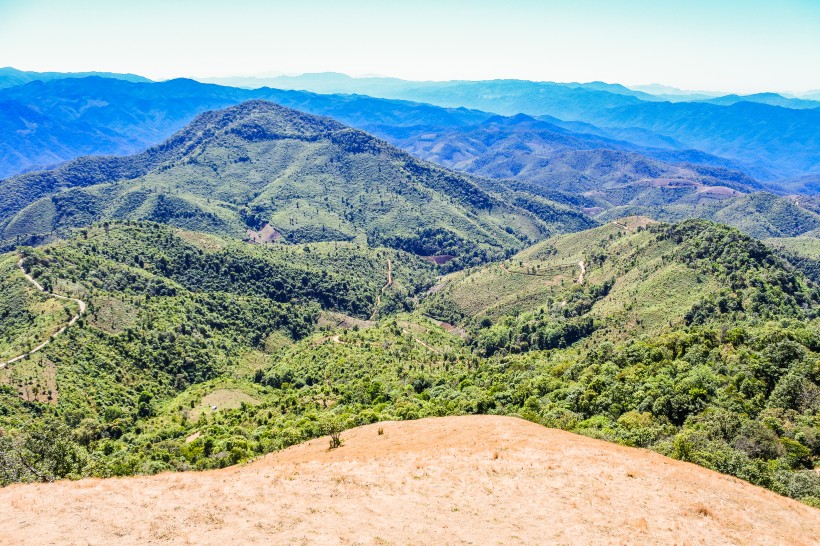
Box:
[0,214,818,511]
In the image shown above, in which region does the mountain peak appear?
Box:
[0,100,565,264]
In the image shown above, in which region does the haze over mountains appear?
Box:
[0,66,151,89]
[204,73,820,182]
[3,81,819,246]
[3,71,820,187]
[2,71,819,246]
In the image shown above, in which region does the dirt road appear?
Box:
[371,258,393,319]
[0,259,86,368]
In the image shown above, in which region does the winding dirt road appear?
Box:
[0,259,86,369]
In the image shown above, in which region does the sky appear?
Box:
[1,0,819,94]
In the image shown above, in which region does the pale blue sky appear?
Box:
[1,0,818,93]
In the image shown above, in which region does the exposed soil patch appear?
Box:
[317,311,374,331]
[424,254,455,265]
[1,416,817,545]
[438,320,467,339]
[246,223,281,244]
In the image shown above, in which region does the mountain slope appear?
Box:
[0,100,576,266]
[2,415,818,545]
[766,235,820,284]
[424,216,819,353]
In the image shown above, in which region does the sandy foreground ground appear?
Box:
[1,415,818,545]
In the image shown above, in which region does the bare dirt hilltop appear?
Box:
[1,415,818,545]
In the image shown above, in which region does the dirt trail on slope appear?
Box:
[577,260,586,284]
[1,415,818,545]
[0,259,87,369]
[371,258,392,319]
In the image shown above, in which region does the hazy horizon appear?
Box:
[1,0,819,95]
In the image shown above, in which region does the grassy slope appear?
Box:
[765,235,820,284]
[426,217,714,332]
[766,236,820,259]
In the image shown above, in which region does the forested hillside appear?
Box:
[425,217,818,353]
[0,219,818,507]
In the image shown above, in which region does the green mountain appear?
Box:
[0,100,595,268]
[0,76,492,179]
[424,217,819,354]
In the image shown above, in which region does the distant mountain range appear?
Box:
[2,74,820,240]
[376,113,764,207]
[0,76,760,201]
[0,76,491,179]
[0,66,151,89]
[201,72,820,181]
[2,71,819,185]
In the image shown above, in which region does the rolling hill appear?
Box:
[596,192,820,239]
[424,216,819,352]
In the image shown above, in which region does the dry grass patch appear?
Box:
[189,389,260,421]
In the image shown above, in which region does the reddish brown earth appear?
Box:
[424,254,455,265]
[1,415,818,545]
[246,223,281,244]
